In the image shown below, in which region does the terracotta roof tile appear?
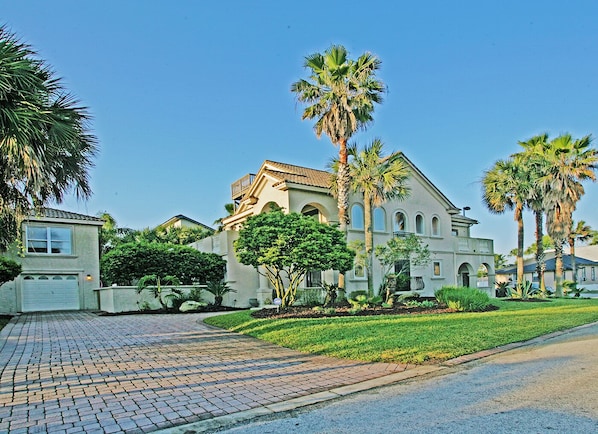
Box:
[263,161,332,189]
[29,208,105,223]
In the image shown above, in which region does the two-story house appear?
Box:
[193,155,495,307]
[0,208,104,313]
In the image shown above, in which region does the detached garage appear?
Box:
[21,275,80,312]
[0,208,103,314]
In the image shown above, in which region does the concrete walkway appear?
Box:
[0,312,414,433]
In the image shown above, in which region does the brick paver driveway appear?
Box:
[0,312,409,433]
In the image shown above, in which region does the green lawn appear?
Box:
[204,299,598,364]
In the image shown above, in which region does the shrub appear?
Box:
[298,288,324,307]
[0,256,21,286]
[434,286,491,312]
[348,290,367,300]
[101,242,226,285]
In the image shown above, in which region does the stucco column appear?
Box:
[257,267,271,303]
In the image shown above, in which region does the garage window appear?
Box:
[26,226,72,254]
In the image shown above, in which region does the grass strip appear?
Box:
[204,299,598,364]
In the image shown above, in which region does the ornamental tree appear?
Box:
[374,234,430,301]
[234,210,355,307]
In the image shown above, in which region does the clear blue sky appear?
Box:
[3,0,598,255]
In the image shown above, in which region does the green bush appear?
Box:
[0,256,21,286]
[298,288,324,307]
[435,286,491,312]
[101,242,226,285]
[348,290,367,300]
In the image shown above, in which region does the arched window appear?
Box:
[351,204,364,230]
[393,211,407,233]
[373,207,386,232]
[415,214,424,234]
[432,216,440,236]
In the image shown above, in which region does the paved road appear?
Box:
[206,322,598,434]
[0,312,411,433]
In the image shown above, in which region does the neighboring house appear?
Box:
[497,245,598,290]
[192,157,495,307]
[0,208,104,313]
[158,214,213,231]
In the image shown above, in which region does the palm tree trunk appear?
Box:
[337,138,350,290]
[516,204,525,285]
[534,211,546,292]
[570,238,578,285]
[363,191,374,296]
[554,239,564,297]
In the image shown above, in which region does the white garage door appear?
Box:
[21,275,80,312]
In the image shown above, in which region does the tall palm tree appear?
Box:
[291,45,386,233]
[515,133,549,292]
[538,134,598,296]
[347,139,410,295]
[568,220,593,285]
[482,159,533,285]
[0,26,97,250]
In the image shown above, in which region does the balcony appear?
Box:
[231,174,256,200]
[454,237,493,254]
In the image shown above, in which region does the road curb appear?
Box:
[155,320,598,433]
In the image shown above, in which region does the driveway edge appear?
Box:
[154,320,598,434]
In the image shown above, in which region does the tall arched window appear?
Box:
[373,207,386,232]
[415,214,424,234]
[351,204,364,230]
[393,211,407,233]
[432,216,440,236]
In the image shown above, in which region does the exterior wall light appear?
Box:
[85,274,93,281]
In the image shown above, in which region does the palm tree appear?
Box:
[0,26,97,250]
[515,133,549,292]
[291,45,386,233]
[347,139,410,295]
[538,134,598,296]
[482,159,533,285]
[568,220,593,285]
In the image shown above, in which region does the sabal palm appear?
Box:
[537,134,597,296]
[568,220,593,284]
[514,133,549,292]
[0,26,97,250]
[348,139,410,295]
[291,45,385,232]
[482,158,533,284]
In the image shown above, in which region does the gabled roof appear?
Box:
[497,255,598,274]
[227,154,475,225]
[159,214,214,231]
[26,208,104,226]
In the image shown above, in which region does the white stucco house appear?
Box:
[192,156,495,307]
[0,208,103,313]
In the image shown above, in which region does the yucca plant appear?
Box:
[136,274,181,310]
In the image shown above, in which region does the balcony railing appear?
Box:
[231,173,256,199]
[455,237,493,254]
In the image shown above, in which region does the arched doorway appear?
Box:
[458,263,473,287]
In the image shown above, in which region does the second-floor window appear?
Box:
[394,211,407,233]
[431,216,440,236]
[351,204,364,230]
[26,226,72,254]
[415,214,424,235]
